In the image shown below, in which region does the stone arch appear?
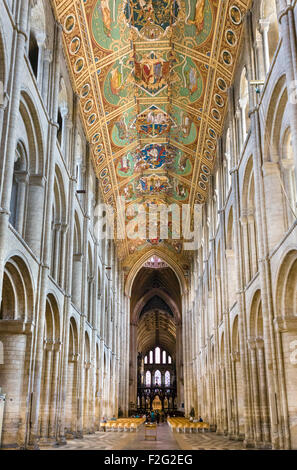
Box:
[275,249,297,318]
[19,90,44,174]
[249,289,262,338]
[274,249,297,447]
[0,254,34,322]
[44,293,61,342]
[125,249,187,297]
[264,75,287,163]
[0,254,34,447]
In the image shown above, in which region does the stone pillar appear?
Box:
[256,338,271,447]
[228,82,254,446]
[25,175,45,256]
[259,19,271,74]
[27,22,62,450]
[41,49,52,106]
[52,223,61,281]
[40,344,53,440]
[72,254,83,308]
[0,322,32,448]
[248,338,262,445]
[13,171,28,235]
[129,321,137,411]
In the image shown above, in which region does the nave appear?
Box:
[40,423,248,451]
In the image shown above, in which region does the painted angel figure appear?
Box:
[99,0,112,37]
[188,0,206,34]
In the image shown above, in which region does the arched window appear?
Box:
[155,347,160,364]
[28,32,39,78]
[162,350,166,364]
[145,371,151,386]
[165,371,170,387]
[29,0,46,83]
[154,370,161,385]
[260,0,279,72]
[144,355,148,364]
[149,350,153,364]
[239,68,250,148]
[168,355,172,364]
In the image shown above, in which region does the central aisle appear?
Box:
[123,423,180,450]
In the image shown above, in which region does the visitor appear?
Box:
[156,411,160,424]
[198,416,203,422]
[111,415,117,421]
[150,410,155,423]
[101,417,107,432]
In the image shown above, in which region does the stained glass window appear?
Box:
[154,370,161,385]
[165,371,170,386]
[168,355,172,364]
[146,371,151,386]
[149,350,153,364]
[162,350,166,363]
[144,356,148,364]
[155,347,160,364]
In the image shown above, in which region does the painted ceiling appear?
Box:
[52,0,251,271]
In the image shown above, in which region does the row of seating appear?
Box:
[167,417,210,433]
[100,417,146,432]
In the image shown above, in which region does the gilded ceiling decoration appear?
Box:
[52,0,251,269]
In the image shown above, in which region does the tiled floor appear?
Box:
[41,424,249,451]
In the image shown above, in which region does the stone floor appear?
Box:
[41,424,249,451]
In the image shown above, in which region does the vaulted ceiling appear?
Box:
[53,0,251,271]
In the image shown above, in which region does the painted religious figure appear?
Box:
[134,144,175,171]
[98,0,112,37]
[187,0,206,34]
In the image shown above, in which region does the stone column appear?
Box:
[247,213,258,277]
[239,214,250,284]
[129,321,137,411]
[27,22,62,450]
[0,321,32,448]
[52,223,61,281]
[248,338,262,445]
[59,223,68,288]
[48,342,61,441]
[25,175,45,256]
[259,19,271,74]
[14,171,28,235]
[40,344,53,440]
[41,49,52,106]
[256,338,271,447]
[228,83,254,446]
